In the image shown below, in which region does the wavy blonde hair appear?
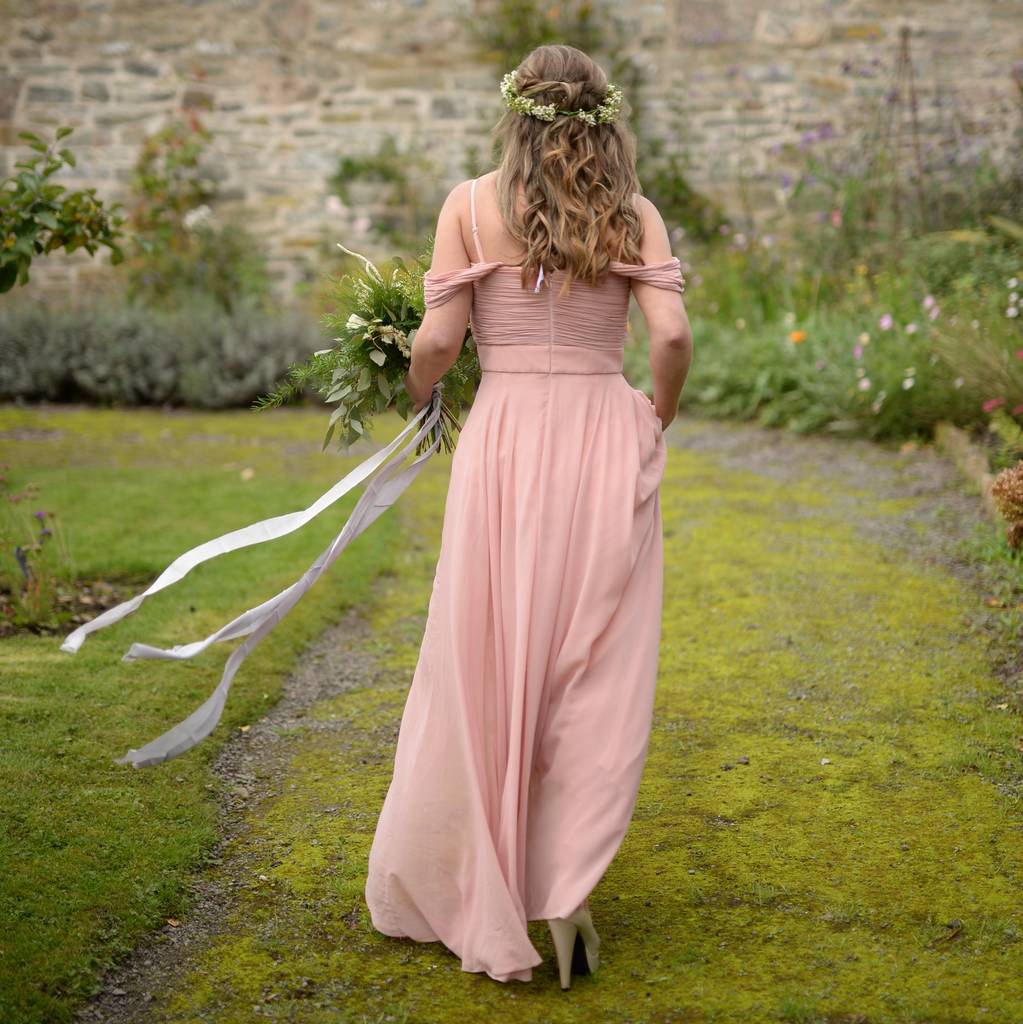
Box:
[491,44,644,298]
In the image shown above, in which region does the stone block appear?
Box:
[182,87,215,110]
[0,77,23,119]
[431,95,461,119]
[26,85,73,103]
[112,86,176,104]
[20,24,55,43]
[18,64,71,75]
[754,11,829,48]
[95,107,158,125]
[125,60,161,77]
[807,74,850,98]
[830,22,885,42]
[195,39,236,56]
[742,63,795,84]
[81,80,109,102]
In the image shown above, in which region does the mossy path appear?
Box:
[80,416,1023,1024]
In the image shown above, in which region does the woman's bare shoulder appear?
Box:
[631,192,664,224]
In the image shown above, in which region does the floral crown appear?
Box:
[499,70,623,126]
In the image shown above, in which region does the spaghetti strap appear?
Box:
[469,177,486,263]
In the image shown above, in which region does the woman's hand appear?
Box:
[405,369,434,413]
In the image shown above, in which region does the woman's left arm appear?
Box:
[406,181,476,411]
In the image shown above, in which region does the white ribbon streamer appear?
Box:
[59,388,445,768]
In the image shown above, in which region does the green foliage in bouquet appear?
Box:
[255,238,480,454]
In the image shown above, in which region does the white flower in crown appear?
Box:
[500,70,622,125]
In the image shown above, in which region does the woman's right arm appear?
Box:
[629,194,693,430]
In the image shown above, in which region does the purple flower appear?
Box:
[879,314,894,330]
[39,527,52,538]
[33,510,46,521]
[853,343,863,360]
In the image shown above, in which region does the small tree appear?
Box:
[0,126,126,292]
[123,116,269,313]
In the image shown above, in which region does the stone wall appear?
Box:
[1,0,1020,301]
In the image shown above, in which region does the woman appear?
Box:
[364,43,693,989]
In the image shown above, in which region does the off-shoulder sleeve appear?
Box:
[608,256,685,294]
[423,261,504,308]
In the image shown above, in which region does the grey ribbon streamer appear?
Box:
[59,388,445,768]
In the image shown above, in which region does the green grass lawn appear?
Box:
[4,405,1022,1023]
[0,404,407,1024]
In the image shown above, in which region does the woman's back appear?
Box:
[424,173,685,375]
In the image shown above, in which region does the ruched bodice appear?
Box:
[424,260,685,374]
[422,178,685,375]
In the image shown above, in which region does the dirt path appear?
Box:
[76,414,1023,1024]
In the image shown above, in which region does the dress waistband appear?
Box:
[476,341,624,375]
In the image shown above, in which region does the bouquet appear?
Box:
[255,239,480,454]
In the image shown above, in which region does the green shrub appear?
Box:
[123,117,270,313]
[0,294,323,408]
[0,126,125,292]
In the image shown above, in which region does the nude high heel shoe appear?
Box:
[546,904,601,990]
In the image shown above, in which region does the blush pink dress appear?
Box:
[364,176,685,983]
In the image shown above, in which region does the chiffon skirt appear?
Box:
[364,368,666,983]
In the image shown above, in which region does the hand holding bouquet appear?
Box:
[256,239,480,454]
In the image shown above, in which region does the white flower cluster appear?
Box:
[183,204,216,232]
[499,70,622,126]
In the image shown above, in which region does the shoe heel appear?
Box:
[546,917,578,990]
[566,905,601,974]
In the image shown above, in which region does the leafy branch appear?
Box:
[0,126,126,293]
